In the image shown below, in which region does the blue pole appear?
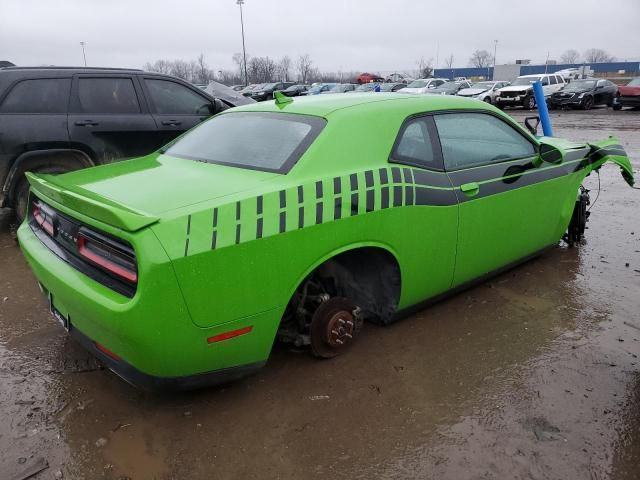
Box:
[532,80,553,136]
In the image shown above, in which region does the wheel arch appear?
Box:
[2,148,95,206]
[284,241,403,325]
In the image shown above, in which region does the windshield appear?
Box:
[284,85,301,91]
[163,112,326,173]
[355,84,376,91]
[406,80,427,88]
[380,83,398,91]
[563,80,596,91]
[260,83,277,90]
[470,82,493,89]
[511,76,541,86]
[432,83,458,93]
[329,84,346,92]
[628,78,640,86]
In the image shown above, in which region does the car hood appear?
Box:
[27,153,278,230]
[554,88,589,95]
[458,88,489,96]
[499,85,532,93]
[398,87,426,94]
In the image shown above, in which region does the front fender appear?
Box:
[588,138,635,187]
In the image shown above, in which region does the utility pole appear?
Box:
[493,39,498,80]
[236,0,248,86]
[80,41,87,67]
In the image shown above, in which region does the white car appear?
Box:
[495,73,565,109]
[398,78,449,94]
[456,81,511,104]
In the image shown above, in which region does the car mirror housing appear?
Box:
[538,141,564,165]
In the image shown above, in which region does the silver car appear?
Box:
[456,81,510,104]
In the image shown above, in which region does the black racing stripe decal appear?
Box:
[366,190,374,212]
[235,224,241,244]
[392,167,402,183]
[212,207,218,228]
[279,190,286,209]
[414,187,458,206]
[379,168,388,185]
[404,186,414,206]
[403,168,412,183]
[393,186,403,207]
[186,214,191,235]
[298,206,304,228]
[211,230,217,250]
[412,169,452,188]
[256,218,263,239]
[279,211,286,233]
[236,201,241,221]
[380,186,389,209]
[297,185,304,204]
[365,170,374,188]
[184,214,191,257]
[184,238,189,257]
[316,181,323,199]
[333,177,341,195]
[351,193,359,215]
[448,158,537,186]
[316,202,323,224]
[334,197,342,220]
[350,173,358,191]
[564,148,591,162]
[256,196,263,215]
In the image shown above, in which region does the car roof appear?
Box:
[229,92,488,118]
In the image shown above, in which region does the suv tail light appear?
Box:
[77,229,137,284]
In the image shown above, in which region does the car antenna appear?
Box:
[274,90,293,107]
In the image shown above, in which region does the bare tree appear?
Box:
[296,54,313,84]
[144,59,172,75]
[583,48,615,63]
[415,57,433,78]
[444,54,454,69]
[232,52,248,83]
[469,50,492,68]
[560,49,580,64]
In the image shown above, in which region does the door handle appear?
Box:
[74,120,99,126]
[460,182,480,197]
[161,120,182,126]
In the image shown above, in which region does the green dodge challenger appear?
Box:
[17,93,635,390]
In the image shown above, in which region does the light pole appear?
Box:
[236,0,248,86]
[493,39,498,80]
[80,41,87,67]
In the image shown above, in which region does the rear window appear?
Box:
[163,112,326,173]
[0,78,71,113]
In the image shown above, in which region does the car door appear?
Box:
[141,76,216,145]
[433,111,566,286]
[388,115,458,301]
[68,75,159,164]
[595,80,612,104]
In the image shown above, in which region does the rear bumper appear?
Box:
[70,324,265,392]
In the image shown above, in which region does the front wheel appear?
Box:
[524,95,536,110]
[582,96,594,110]
[483,96,492,104]
[613,104,622,111]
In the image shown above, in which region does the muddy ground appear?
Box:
[0,108,639,480]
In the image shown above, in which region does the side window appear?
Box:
[434,113,536,170]
[145,79,211,115]
[541,77,549,86]
[597,80,607,87]
[549,75,557,85]
[77,78,140,114]
[391,117,439,169]
[556,75,564,84]
[0,78,71,113]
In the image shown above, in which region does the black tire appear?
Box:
[495,102,505,110]
[524,95,536,110]
[483,96,492,104]
[613,104,622,111]
[582,96,593,110]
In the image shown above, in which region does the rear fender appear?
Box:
[587,138,635,187]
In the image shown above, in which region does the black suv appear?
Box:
[250,81,296,101]
[0,67,233,222]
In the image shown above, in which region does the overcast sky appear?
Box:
[2,0,639,75]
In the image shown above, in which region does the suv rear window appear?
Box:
[163,112,326,173]
[0,78,71,113]
[77,78,140,114]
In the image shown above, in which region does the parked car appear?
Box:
[322,83,357,94]
[613,77,640,110]
[549,79,617,110]
[356,72,384,84]
[230,84,245,91]
[281,84,308,97]
[555,68,582,82]
[240,83,263,97]
[495,73,565,109]
[380,82,407,92]
[349,83,381,93]
[250,81,296,101]
[385,73,413,84]
[399,78,448,94]
[456,81,511,104]
[0,66,236,222]
[303,84,336,95]
[204,81,255,107]
[18,93,634,390]
[425,80,472,95]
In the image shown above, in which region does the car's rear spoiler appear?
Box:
[26,172,159,232]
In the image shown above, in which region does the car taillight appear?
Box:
[32,200,54,236]
[77,230,137,284]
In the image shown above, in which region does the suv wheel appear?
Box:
[12,164,72,224]
[524,95,536,110]
[582,96,594,110]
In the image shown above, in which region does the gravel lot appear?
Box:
[0,107,638,480]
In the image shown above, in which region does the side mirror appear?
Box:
[539,141,563,165]
[207,102,217,114]
[524,116,540,135]
[596,85,604,90]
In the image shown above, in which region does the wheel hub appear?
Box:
[310,297,361,358]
